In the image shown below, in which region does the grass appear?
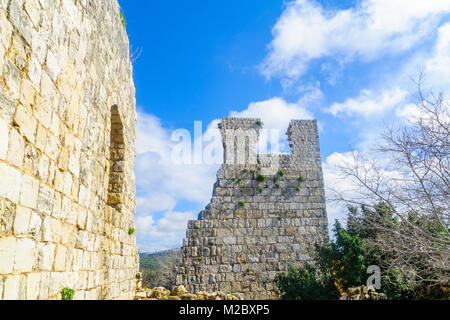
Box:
[61,288,74,300]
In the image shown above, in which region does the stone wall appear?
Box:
[177,117,328,300]
[0,0,139,300]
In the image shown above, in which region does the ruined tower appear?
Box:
[0,0,138,299]
[177,117,328,300]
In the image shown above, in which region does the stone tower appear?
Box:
[177,117,328,300]
[0,0,138,300]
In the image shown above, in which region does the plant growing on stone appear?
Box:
[258,187,263,193]
[276,183,281,189]
[299,176,306,182]
[256,120,263,127]
[120,11,126,28]
[296,186,301,192]
[61,288,75,301]
[279,170,285,177]
[129,227,136,235]
[273,177,279,183]
[239,201,246,207]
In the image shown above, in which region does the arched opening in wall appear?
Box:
[107,105,125,212]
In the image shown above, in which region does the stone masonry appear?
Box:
[177,118,329,300]
[0,0,139,299]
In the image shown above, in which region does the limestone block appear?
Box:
[0,163,22,203]
[26,273,41,300]
[3,275,26,300]
[31,28,47,65]
[54,245,68,271]
[37,184,54,215]
[0,81,17,124]
[39,272,50,300]
[24,0,41,28]
[28,55,43,91]
[48,272,62,297]
[0,197,15,235]
[7,128,25,167]
[14,238,35,273]
[46,49,61,82]
[4,58,20,99]
[0,237,16,274]
[41,216,51,242]
[0,116,8,160]
[28,211,42,240]
[35,123,47,152]
[20,174,39,209]
[19,79,36,108]
[14,206,31,236]
[23,144,39,176]
[9,0,33,45]
[36,243,55,271]
[0,9,12,47]
[45,132,60,161]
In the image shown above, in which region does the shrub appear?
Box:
[274,265,337,300]
[128,227,136,235]
[61,288,75,301]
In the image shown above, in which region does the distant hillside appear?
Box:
[139,248,181,289]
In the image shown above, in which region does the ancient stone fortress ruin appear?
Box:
[0,0,139,299]
[177,118,329,300]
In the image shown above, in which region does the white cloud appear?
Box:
[229,96,316,152]
[261,0,450,79]
[230,97,314,131]
[136,211,197,253]
[327,87,408,117]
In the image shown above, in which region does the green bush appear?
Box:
[274,204,446,300]
[274,265,337,300]
[61,288,75,301]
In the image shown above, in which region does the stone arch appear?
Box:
[107,105,125,212]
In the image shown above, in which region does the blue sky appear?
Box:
[119,0,450,253]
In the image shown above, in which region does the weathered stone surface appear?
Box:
[0,0,138,300]
[177,118,328,300]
